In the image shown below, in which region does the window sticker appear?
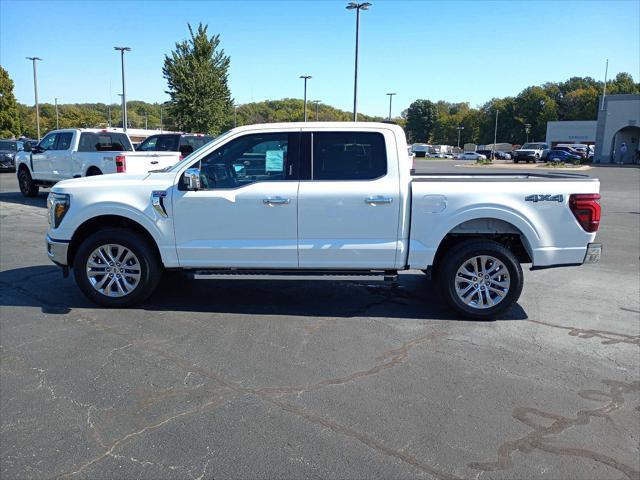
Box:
[265,150,284,172]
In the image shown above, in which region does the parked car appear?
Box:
[410,143,431,158]
[0,139,24,172]
[44,122,601,320]
[554,145,586,159]
[494,151,512,160]
[459,152,487,160]
[547,149,582,163]
[513,143,549,163]
[136,133,214,157]
[476,149,493,159]
[15,129,183,197]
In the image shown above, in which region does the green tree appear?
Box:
[163,23,233,134]
[0,66,21,137]
[404,99,436,143]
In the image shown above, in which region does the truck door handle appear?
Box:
[365,196,393,204]
[150,160,159,164]
[263,197,291,205]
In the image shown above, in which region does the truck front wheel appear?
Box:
[437,240,523,320]
[18,169,39,197]
[73,228,161,307]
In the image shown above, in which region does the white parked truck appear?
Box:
[15,129,184,197]
[44,122,602,319]
[513,142,549,163]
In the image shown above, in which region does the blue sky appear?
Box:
[1,0,638,117]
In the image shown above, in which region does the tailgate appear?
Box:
[124,152,181,173]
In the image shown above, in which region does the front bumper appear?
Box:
[46,235,69,266]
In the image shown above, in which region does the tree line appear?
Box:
[1,21,638,143]
[403,73,639,146]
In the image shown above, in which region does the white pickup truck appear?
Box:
[15,128,182,197]
[44,122,602,319]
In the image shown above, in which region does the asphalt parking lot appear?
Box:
[1,162,639,480]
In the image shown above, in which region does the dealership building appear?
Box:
[546,94,639,164]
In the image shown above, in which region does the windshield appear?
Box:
[0,141,18,151]
[168,131,230,172]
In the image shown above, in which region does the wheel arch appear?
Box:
[68,215,162,268]
[430,217,533,276]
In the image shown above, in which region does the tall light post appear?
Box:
[524,123,531,143]
[456,125,464,149]
[299,75,312,121]
[492,109,499,160]
[346,2,371,122]
[114,47,131,131]
[234,104,239,128]
[54,97,59,129]
[312,100,321,120]
[386,92,396,121]
[26,57,42,140]
[117,94,125,128]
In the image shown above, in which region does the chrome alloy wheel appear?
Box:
[86,244,141,297]
[454,255,510,309]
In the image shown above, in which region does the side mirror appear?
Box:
[31,145,43,154]
[183,167,201,191]
[23,143,32,152]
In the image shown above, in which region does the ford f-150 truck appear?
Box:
[44,122,602,319]
[15,129,183,197]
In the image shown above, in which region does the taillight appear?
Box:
[179,155,184,161]
[115,155,126,173]
[569,194,601,232]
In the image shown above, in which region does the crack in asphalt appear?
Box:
[528,319,640,346]
[468,379,640,479]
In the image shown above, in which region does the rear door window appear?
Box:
[311,132,387,180]
[78,133,133,152]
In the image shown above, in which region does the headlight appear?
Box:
[47,193,70,228]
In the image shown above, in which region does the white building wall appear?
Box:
[545,121,597,146]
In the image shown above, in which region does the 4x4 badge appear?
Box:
[525,194,564,203]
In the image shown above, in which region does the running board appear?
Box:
[190,269,398,282]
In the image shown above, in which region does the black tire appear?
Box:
[86,168,102,176]
[437,240,523,320]
[513,159,519,164]
[18,168,39,197]
[73,228,162,307]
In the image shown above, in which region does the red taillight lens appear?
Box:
[569,194,601,232]
[115,155,126,173]
[179,154,184,161]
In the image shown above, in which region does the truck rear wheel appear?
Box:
[437,240,523,320]
[73,228,161,307]
[18,169,39,197]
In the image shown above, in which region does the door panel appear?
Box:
[173,182,299,268]
[172,131,301,268]
[31,133,57,180]
[298,130,401,269]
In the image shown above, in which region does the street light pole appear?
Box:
[313,100,321,120]
[525,123,531,143]
[117,94,124,128]
[234,104,238,127]
[492,109,499,160]
[386,92,396,121]
[114,47,131,131]
[300,75,311,121]
[54,97,59,129]
[346,2,371,122]
[457,126,464,149]
[145,111,148,130]
[26,57,42,140]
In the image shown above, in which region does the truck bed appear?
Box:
[410,171,597,182]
